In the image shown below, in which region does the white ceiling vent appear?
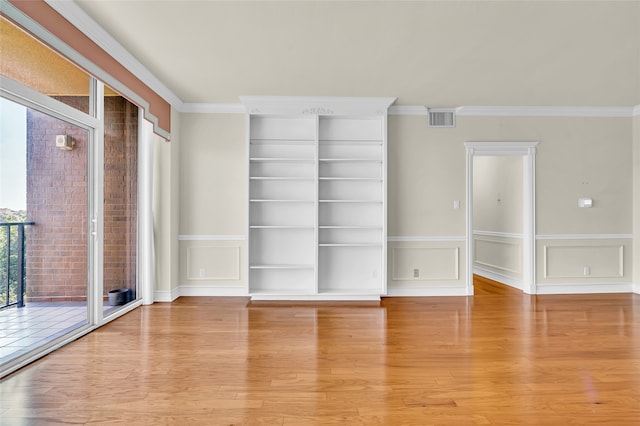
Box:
[428,108,456,128]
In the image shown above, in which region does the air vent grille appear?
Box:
[428,109,456,128]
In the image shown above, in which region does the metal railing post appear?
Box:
[17,224,25,308]
[5,226,10,307]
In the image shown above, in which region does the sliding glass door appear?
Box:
[0,14,145,378]
[0,96,93,368]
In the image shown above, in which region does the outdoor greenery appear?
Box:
[0,209,28,308]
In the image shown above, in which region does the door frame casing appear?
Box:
[465,141,539,295]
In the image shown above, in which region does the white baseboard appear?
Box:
[536,283,633,295]
[473,267,523,291]
[632,282,640,294]
[250,293,381,301]
[385,286,469,297]
[179,285,247,297]
[154,288,180,302]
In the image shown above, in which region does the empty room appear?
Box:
[1,0,639,424]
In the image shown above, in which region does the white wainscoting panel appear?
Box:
[543,245,624,279]
[179,237,247,296]
[186,246,241,281]
[473,237,522,277]
[387,239,466,296]
[392,247,459,281]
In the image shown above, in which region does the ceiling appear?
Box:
[73,0,640,107]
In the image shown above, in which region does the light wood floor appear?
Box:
[2,279,639,425]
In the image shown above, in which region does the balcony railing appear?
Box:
[0,222,34,310]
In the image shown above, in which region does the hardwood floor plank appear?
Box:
[2,291,640,424]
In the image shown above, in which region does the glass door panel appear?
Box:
[102,91,138,313]
[0,98,90,365]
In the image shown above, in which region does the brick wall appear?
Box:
[26,101,89,303]
[26,96,138,303]
[103,96,138,298]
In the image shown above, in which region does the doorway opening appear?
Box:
[464,142,539,295]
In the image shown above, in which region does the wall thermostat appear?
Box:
[578,198,593,208]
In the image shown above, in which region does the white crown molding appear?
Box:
[181,103,245,114]
[456,106,634,118]
[44,0,183,109]
[178,235,246,241]
[239,96,397,116]
[178,103,640,117]
[388,105,428,116]
[536,234,633,240]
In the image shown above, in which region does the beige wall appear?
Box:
[179,113,245,235]
[472,156,524,285]
[142,0,639,296]
[177,113,246,293]
[473,156,523,234]
[388,116,632,236]
[168,112,634,294]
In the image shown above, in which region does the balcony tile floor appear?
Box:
[0,302,116,365]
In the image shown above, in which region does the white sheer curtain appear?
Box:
[138,116,155,305]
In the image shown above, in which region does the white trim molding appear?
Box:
[536,234,633,240]
[465,141,539,295]
[536,283,633,295]
[178,235,246,241]
[457,106,635,118]
[388,105,428,116]
[387,236,466,242]
[179,285,247,297]
[385,286,468,297]
[154,287,180,303]
[177,103,640,117]
[474,230,524,239]
[239,96,396,116]
[182,103,246,114]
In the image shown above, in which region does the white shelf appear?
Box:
[319,158,382,163]
[244,96,393,300]
[319,140,382,144]
[319,199,382,203]
[250,225,315,229]
[251,139,315,144]
[319,225,382,229]
[250,199,315,203]
[251,176,315,181]
[319,177,381,181]
[249,264,315,270]
[250,157,315,162]
[319,243,382,247]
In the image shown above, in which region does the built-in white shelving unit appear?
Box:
[242,96,395,300]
